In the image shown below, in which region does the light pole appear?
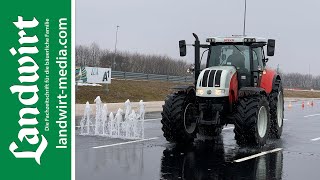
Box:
[243,0,247,36]
[112,25,119,70]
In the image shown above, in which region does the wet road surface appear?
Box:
[76,100,320,180]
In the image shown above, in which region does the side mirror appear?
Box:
[179,40,187,57]
[267,39,275,56]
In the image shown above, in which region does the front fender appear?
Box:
[238,87,267,98]
[171,85,195,95]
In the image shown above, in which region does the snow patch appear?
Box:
[77,82,102,87]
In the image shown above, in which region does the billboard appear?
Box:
[83,67,111,84]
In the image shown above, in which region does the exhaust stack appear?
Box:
[193,33,200,85]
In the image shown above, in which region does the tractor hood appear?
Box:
[196,66,237,97]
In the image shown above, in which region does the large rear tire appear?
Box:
[234,95,270,146]
[269,83,284,139]
[161,92,197,143]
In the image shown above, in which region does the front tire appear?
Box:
[234,95,270,146]
[161,92,197,143]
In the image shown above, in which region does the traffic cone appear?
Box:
[288,101,292,109]
[311,100,314,107]
[302,101,305,109]
[307,101,310,106]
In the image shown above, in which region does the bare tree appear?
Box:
[75,43,319,90]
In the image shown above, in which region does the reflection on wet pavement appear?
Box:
[76,100,320,180]
[160,138,283,180]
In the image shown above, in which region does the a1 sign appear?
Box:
[85,67,111,84]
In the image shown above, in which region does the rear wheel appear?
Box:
[269,84,284,139]
[161,92,197,143]
[234,95,270,146]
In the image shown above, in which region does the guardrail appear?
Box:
[284,88,320,93]
[112,71,194,83]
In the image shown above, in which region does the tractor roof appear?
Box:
[206,35,267,43]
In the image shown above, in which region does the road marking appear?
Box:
[223,127,234,131]
[92,137,159,149]
[234,148,282,163]
[304,114,320,118]
[311,137,320,141]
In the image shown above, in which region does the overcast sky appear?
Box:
[76,0,320,75]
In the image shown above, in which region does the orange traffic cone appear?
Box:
[302,101,305,109]
[288,101,292,109]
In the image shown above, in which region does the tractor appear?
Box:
[161,33,284,146]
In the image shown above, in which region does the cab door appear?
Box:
[252,47,265,87]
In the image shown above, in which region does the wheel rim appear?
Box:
[184,103,197,134]
[257,106,268,138]
[277,92,283,127]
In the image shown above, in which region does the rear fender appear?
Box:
[260,69,280,94]
[229,73,238,104]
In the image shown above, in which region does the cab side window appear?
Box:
[252,47,264,70]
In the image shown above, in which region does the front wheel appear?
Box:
[234,95,270,146]
[161,92,197,143]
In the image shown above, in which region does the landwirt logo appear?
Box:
[8,16,48,165]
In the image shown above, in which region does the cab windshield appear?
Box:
[207,45,250,73]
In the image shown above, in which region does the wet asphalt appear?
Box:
[75,100,320,180]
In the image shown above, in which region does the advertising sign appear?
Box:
[85,67,111,84]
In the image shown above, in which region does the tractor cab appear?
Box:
[204,36,275,89]
[180,35,275,90]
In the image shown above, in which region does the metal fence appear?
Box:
[112,71,194,83]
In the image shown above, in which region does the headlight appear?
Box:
[196,89,204,95]
[215,89,225,96]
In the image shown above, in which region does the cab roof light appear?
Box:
[206,38,215,43]
[244,38,256,43]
